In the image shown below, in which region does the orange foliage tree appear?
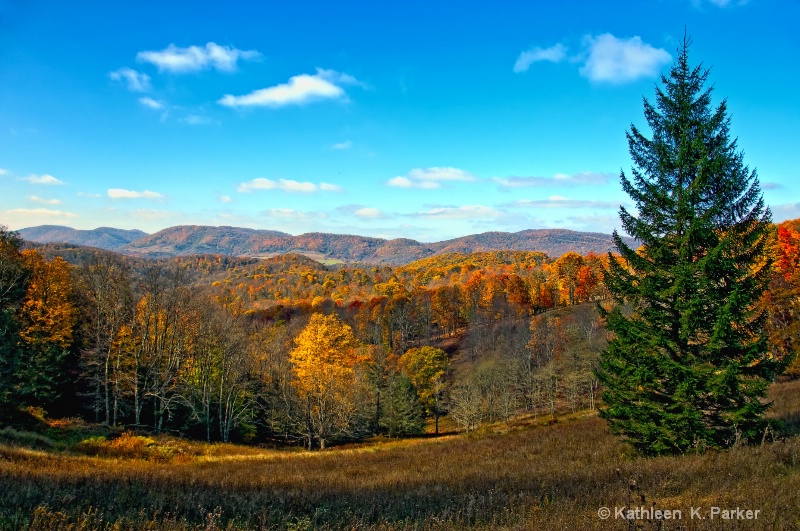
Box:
[16,250,77,407]
[767,224,800,376]
[290,313,366,449]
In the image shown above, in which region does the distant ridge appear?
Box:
[18,224,636,265]
[18,225,147,250]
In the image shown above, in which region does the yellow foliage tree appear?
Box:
[16,250,77,407]
[290,313,366,449]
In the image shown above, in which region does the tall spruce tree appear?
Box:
[597,37,781,456]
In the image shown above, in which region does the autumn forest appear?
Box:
[3,217,800,445]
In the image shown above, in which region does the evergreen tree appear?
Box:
[380,374,425,437]
[597,37,781,455]
[0,226,28,409]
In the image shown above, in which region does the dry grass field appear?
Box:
[1,379,799,530]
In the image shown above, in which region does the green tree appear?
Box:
[16,251,78,411]
[597,37,781,456]
[380,374,425,437]
[0,226,28,408]
[399,345,448,434]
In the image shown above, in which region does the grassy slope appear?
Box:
[1,380,799,530]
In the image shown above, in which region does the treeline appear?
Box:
[2,220,798,447]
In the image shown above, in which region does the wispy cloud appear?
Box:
[219,195,233,203]
[237,178,343,193]
[387,167,476,189]
[137,42,261,73]
[697,0,746,7]
[332,140,353,150]
[109,67,152,92]
[180,114,216,125]
[354,207,385,219]
[772,203,800,222]
[218,68,361,108]
[2,208,77,219]
[579,34,671,83]
[107,188,165,199]
[337,204,387,219]
[130,209,178,221]
[411,205,503,220]
[513,44,567,73]
[139,97,164,110]
[562,214,622,234]
[514,33,670,84]
[493,171,613,189]
[77,192,101,198]
[28,195,61,205]
[264,208,326,221]
[762,182,785,190]
[505,195,620,209]
[24,174,64,185]
[0,168,9,175]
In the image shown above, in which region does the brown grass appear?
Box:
[1,381,799,530]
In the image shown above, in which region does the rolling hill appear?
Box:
[18,225,147,250]
[18,224,636,264]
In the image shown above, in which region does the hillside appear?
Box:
[2,380,798,529]
[429,228,628,257]
[19,224,637,264]
[18,225,147,250]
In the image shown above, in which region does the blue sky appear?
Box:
[1,0,798,242]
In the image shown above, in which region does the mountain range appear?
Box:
[18,224,636,265]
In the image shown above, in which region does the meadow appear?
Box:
[0,379,798,530]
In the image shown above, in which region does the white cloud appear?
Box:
[130,209,177,221]
[332,140,353,150]
[565,214,620,229]
[136,42,261,73]
[281,180,317,193]
[387,167,476,189]
[24,174,64,185]
[109,67,152,92]
[0,168,8,175]
[264,208,326,221]
[493,171,613,189]
[139,97,164,110]
[218,68,360,108]
[412,205,503,220]
[107,188,165,199]
[219,195,233,203]
[762,182,784,190]
[0,208,78,230]
[236,178,342,193]
[514,34,670,84]
[505,195,620,209]
[579,34,671,83]
[77,192,101,198]
[269,208,307,219]
[513,43,567,73]
[320,182,343,192]
[28,195,61,205]
[354,207,385,219]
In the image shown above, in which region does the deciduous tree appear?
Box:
[290,313,366,449]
